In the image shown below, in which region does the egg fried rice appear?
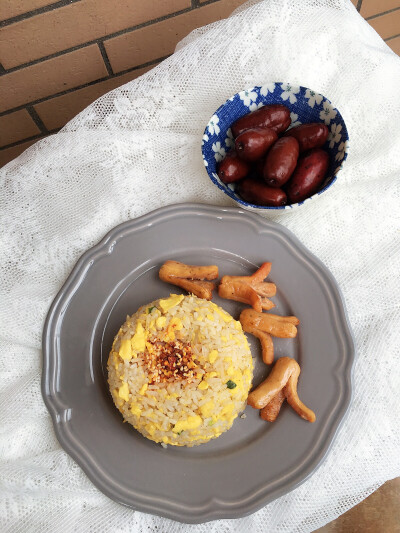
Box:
[107,294,253,446]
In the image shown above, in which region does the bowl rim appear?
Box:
[201,83,349,211]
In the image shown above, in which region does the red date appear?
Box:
[263,137,299,187]
[231,104,291,137]
[286,149,329,203]
[235,128,277,162]
[217,151,250,184]
[284,123,329,152]
[238,178,287,207]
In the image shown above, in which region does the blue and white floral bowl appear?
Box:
[201,83,349,211]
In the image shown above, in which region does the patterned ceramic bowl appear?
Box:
[201,83,349,211]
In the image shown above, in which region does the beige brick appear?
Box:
[200,0,359,6]
[34,64,157,130]
[0,0,55,21]
[361,0,400,18]
[105,0,248,73]
[0,109,40,148]
[368,8,400,39]
[0,45,108,113]
[0,137,40,168]
[0,0,191,69]
[387,34,400,54]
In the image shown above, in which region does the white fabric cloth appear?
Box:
[1,0,399,531]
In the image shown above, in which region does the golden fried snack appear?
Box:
[248,357,294,408]
[159,261,218,300]
[247,357,315,423]
[264,314,300,326]
[241,323,274,364]
[284,367,316,422]
[260,389,285,422]
[240,308,298,338]
[218,262,276,312]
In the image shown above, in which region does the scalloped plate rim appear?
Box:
[42,203,355,523]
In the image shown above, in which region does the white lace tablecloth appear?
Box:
[1,0,399,531]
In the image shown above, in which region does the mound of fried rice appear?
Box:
[107,294,253,446]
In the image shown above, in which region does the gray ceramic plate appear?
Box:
[42,203,354,523]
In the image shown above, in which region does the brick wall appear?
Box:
[1,0,399,167]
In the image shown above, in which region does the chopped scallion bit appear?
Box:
[147,306,156,314]
[226,380,237,389]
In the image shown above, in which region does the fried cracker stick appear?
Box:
[218,262,276,312]
[240,308,298,338]
[159,260,218,300]
[241,324,274,364]
[240,310,299,364]
[260,389,286,422]
[248,357,316,423]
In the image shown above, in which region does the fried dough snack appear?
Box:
[247,357,316,423]
[159,260,218,300]
[260,389,286,422]
[240,309,299,364]
[242,323,274,364]
[218,262,276,311]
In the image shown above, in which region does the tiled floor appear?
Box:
[1,1,399,530]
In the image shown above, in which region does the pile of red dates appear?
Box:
[218,104,330,206]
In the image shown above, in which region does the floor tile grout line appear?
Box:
[98,42,114,76]
[0,41,98,76]
[194,0,225,6]
[26,106,49,134]
[366,6,400,20]
[115,55,169,77]
[0,4,195,75]
[0,129,60,152]
[0,0,82,28]
[385,32,400,41]
[0,55,168,118]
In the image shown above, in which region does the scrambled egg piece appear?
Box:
[139,383,148,395]
[220,402,235,422]
[147,423,156,436]
[118,382,130,402]
[110,351,120,370]
[156,316,166,329]
[119,339,132,361]
[131,322,146,352]
[198,381,208,390]
[130,403,142,416]
[170,317,183,330]
[200,401,215,418]
[234,320,242,331]
[167,316,183,340]
[173,415,202,433]
[212,304,232,323]
[208,349,218,363]
[159,294,184,312]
